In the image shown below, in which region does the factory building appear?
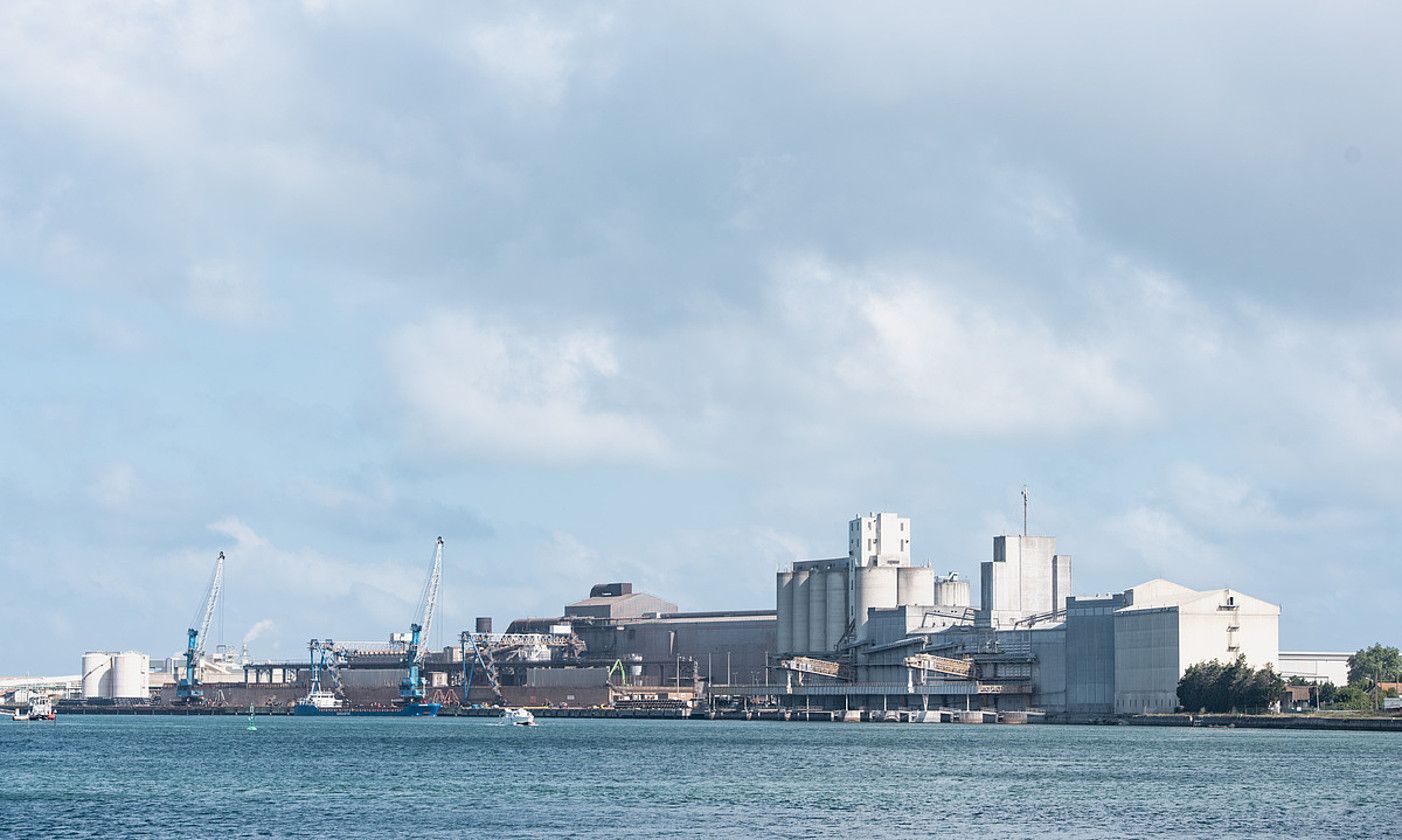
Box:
[1277,651,1351,686]
[769,512,1282,717]
[1105,580,1280,714]
[504,583,776,703]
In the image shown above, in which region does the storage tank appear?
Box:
[853,566,898,641]
[110,651,150,701]
[897,566,934,607]
[81,652,112,701]
[790,568,811,654]
[825,566,848,649]
[775,570,794,655]
[934,572,973,608]
[807,567,828,654]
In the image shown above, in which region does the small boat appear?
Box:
[11,698,55,722]
[246,704,258,731]
[503,708,536,727]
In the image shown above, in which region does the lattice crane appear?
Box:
[398,537,443,706]
[176,551,224,703]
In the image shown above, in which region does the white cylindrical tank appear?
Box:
[775,571,794,655]
[790,568,811,654]
[110,651,150,700]
[807,568,827,653]
[81,652,112,700]
[897,567,933,607]
[854,566,898,641]
[825,566,848,649]
[934,573,973,608]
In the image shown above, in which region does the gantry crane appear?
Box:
[176,551,224,703]
[459,631,505,706]
[397,537,443,711]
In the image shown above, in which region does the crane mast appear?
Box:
[399,537,443,706]
[176,551,224,703]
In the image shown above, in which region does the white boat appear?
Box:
[503,708,536,727]
[11,697,55,721]
[293,689,347,715]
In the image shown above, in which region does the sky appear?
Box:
[3,2,1400,673]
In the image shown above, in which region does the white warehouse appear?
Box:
[1066,580,1280,715]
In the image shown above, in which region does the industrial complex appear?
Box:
[0,511,1357,720]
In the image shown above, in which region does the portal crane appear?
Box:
[176,551,224,703]
[398,537,443,707]
[460,631,505,706]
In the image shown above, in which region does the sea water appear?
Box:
[2,716,1395,838]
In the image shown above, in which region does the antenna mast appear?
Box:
[1021,486,1029,536]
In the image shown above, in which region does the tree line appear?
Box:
[1177,655,1283,713]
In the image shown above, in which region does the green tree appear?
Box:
[1331,684,1371,710]
[1177,656,1283,713]
[1347,643,1402,685]
[1178,660,1226,712]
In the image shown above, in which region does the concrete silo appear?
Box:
[853,566,898,642]
[825,565,848,650]
[790,568,811,654]
[896,566,933,607]
[933,572,973,608]
[775,570,795,655]
[807,566,827,653]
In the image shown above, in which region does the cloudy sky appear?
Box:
[3,2,1399,673]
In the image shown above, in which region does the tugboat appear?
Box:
[11,697,56,721]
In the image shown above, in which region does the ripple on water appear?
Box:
[1,717,1396,838]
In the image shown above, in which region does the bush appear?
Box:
[1177,655,1285,713]
[1330,685,1372,710]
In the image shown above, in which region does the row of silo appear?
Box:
[778,561,943,651]
[81,651,150,701]
[776,561,851,656]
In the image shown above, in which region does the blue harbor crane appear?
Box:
[176,551,224,704]
[396,537,443,715]
[293,538,444,717]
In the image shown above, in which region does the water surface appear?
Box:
[2,716,1392,838]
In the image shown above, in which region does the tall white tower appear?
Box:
[847,512,911,567]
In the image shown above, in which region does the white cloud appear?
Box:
[460,13,581,107]
[1102,505,1231,586]
[199,517,427,632]
[767,255,1154,436]
[1164,464,1287,533]
[388,309,669,464]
